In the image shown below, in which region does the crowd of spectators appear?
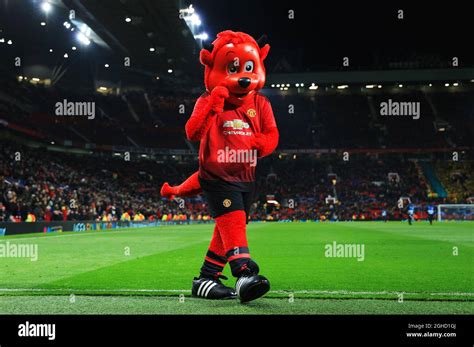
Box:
[250,155,448,221]
[436,161,474,203]
[0,141,209,223]
[1,140,470,223]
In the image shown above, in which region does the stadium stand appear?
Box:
[1,76,473,150]
[1,137,470,222]
[435,161,474,203]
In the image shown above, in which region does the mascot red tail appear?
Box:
[160,30,279,302]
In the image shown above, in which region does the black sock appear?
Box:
[226,247,258,277]
[200,250,227,279]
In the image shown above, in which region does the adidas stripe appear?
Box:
[204,282,217,297]
[197,280,217,298]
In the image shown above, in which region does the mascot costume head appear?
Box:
[199,30,270,106]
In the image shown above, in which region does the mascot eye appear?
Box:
[244,61,254,72]
[228,63,238,74]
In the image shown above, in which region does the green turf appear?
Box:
[1,296,473,315]
[0,222,473,314]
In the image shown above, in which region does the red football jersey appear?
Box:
[194,92,276,190]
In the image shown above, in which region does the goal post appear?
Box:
[437,204,474,222]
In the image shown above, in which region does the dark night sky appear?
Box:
[192,1,472,71]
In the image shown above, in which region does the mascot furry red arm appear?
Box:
[160,31,278,302]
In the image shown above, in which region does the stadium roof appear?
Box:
[0,0,201,88]
[61,0,200,75]
[0,1,472,90]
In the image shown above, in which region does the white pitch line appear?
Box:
[0,225,198,242]
[0,288,190,293]
[0,230,130,241]
[271,290,474,297]
[0,227,170,241]
[0,288,472,296]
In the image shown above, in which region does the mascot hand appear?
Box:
[209,86,229,114]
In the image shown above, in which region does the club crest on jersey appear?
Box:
[247,109,257,118]
[223,199,232,208]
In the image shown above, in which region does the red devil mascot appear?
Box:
[161,30,279,302]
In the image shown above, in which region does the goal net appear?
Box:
[437,204,474,221]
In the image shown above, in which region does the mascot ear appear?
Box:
[259,44,270,61]
[200,49,213,67]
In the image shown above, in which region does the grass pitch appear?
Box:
[0,221,472,314]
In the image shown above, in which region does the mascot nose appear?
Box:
[238,77,251,88]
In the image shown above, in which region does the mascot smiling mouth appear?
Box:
[233,92,248,98]
[229,90,254,101]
